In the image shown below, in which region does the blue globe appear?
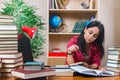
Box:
[49,15,63,28]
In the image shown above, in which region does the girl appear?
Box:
[66,20,104,69]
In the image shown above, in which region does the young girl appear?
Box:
[66,20,104,69]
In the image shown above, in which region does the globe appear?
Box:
[49,15,63,28]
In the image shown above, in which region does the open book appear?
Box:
[70,65,115,76]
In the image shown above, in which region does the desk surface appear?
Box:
[1,76,120,80]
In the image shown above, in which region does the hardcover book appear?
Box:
[11,68,55,79]
[2,61,23,68]
[23,61,44,70]
[2,57,23,63]
[0,52,22,58]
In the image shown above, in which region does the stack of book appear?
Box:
[106,46,120,75]
[0,14,17,52]
[72,22,86,33]
[0,14,23,77]
[11,61,55,79]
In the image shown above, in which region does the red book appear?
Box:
[11,68,55,79]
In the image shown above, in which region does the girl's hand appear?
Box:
[88,64,98,69]
[67,45,79,53]
[83,62,89,68]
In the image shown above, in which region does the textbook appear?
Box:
[70,65,115,76]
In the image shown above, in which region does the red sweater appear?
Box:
[66,36,101,67]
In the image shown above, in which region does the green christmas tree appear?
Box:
[0,0,45,58]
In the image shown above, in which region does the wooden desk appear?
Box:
[1,76,120,80]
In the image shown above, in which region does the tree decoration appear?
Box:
[0,0,45,58]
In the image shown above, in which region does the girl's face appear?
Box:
[84,26,100,43]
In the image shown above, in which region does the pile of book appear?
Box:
[106,46,120,75]
[72,22,86,33]
[11,61,55,79]
[0,14,23,77]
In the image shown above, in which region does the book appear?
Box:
[54,0,58,9]
[11,68,55,79]
[0,14,13,19]
[0,50,18,54]
[106,62,120,67]
[53,65,74,76]
[70,65,115,76]
[108,46,120,51]
[108,50,120,55]
[0,34,17,38]
[2,61,23,68]
[106,66,120,72]
[0,30,17,35]
[107,59,120,64]
[2,57,23,63]
[107,54,120,60]
[1,66,23,72]
[23,61,44,70]
[55,68,74,76]
[0,18,14,23]
[0,52,22,58]
[1,72,14,77]
[0,24,17,30]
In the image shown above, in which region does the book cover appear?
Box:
[11,68,55,79]
[70,65,115,76]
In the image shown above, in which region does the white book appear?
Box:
[0,24,17,30]
[2,57,23,63]
[0,30,17,34]
[0,52,22,58]
[0,18,14,23]
[0,14,13,19]
[107,63,120,67]
[0,34,17,38]
[108,54,120,60]
[0,41,17,44]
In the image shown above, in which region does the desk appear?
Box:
[1,76,120,80]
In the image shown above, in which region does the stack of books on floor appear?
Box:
[0,14,23,77]
[11,61,55,79]
[106,46,120,75]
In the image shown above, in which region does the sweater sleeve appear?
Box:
[67,36,78,48]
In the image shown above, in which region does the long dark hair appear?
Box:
[77,20,104,59]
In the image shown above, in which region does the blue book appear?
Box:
[24,61,44,70]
